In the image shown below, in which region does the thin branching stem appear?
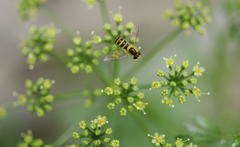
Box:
[122,28,182,81]
[49,51,69,65]
[98,0,110,25]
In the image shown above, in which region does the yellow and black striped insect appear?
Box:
[104,24,141,62]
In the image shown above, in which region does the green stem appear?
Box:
[52,106,99,147]
[113,60,119,79]
[54,91,86,101]
[49,51,69,65]
[41,5,74,41]
[122,28,182,81]
[129,111,155,147]
[93,65,110,85]
[98,0,110,25]
[4,103,25,112]
[138,84,151,90]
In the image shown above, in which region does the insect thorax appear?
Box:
[128,47,137,55]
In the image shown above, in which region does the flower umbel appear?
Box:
[102,77,148,115]
[151,55,209,107]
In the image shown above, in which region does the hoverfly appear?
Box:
[104,24,141,62]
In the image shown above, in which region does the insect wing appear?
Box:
[129,23,139,47]
[104,49,129,62]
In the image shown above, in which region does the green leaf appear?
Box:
[193,116,221,135]
[232,137,240,147]
[183,122,206,135]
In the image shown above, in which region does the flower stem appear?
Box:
[113,60,119,79]
[122,28,182,81]
[54,91,86,101]
[138,84,151,90]
[93,65,110,85]
[49,51,69,65]
[129,111,156,147]
[98,0,110,25]
[41,5,74,41]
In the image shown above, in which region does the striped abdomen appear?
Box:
[114,37,129,50]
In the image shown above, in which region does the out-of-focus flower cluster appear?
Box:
[66,33,101,74]
[67,115,119,147]
[17,130,52,147]
[102,77,147,116]
[148,132,197,147]
[14,78,55,117]
[22,25,58,69]
[150,55,209,107]
[163,0,212,35]
[18,0,47,21]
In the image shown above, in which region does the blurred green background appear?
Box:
[0,0,240,146]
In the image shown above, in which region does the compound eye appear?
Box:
[138,51,141,55]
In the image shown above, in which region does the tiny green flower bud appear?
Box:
[75,47,83,54]
[85,41,92,48]
[182,60,189,69]
[133,101,147,114]
[0,107,7,119]
[45,95,54,103]
[72,56,80,63]
[126,22,134,31]
[107,103,115,110]
[27,53,37,65]
[170,81,177,87]
[172,19,181,27]
[195,1,203,10]
[151,81,162,89]
[95,130,101,136]
[130,77,137,85]
[114,90,121,95]
[84,99,92,108]
[104,138,111,143]
[175,66,181,73]
[94,139,101,145]
[123,31,130,38]
[190,18,197,26]
[114,78,121,85]
[111,30,118,37]
[105,128,113,135]
[103,23,111,31]
[122,82,129,89]
[110,140,120,147]
[72,132,81,139]
[43,79,52,89]
[24,134,33,144]
[175,138,184,147]
[127,105,134,112]
[105,35,112,42]
[32,139,44,147]
[79,120,87,129]
[67,49,75,57]
[182,21,190,29]
[92,58,99,65]
[189,78,197,84]
[22,47,30,56]
[90,122,96,129]
[173,89,180,97]
[73,36,81,46]
[182,80,188,86]
[44,104,53,112]
[165,143,172,147]
[35,107,45,117]
[192,87,201,101]
[117,25,123,32]
[91,32,102,44]
[161,97,173,108]
[102,87,113,95]
[71,65,79,74]
[79,63,85,70]
[18,95,27,105]
[184,89,190,96]
[169,70,175,77]
[178,95,186,103]
[137,92,144,99]
[161,89,169,96]
[161,80,169,86]
[39,53,48,62]
[44,43,54,52]
[132,85,139,91]
[157,70,165,77]
[111,44,118,50]
[85,65,92,73]
[83,130,89,137]
[182,71,188,77]
[113,13,122,23]
[115,98,122,105]
[120,107,127,116]
[127,97,134,103]
[163,10,173,19]
[82,140,89,145]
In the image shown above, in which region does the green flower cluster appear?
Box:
[92,8,138,55]
[18,0,46,21]
[22,25,58,69]
[67,115,119,147]
[15,78,55,117]
[148,133,197,147]
[163,0,212,35]
[66,34,101,74]
[150,55,209,107]
[17,130,52,147]
[102,77,148,116]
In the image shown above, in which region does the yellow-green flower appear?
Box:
[192,62,205,77]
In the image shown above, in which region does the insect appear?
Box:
[104,24,141,62]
